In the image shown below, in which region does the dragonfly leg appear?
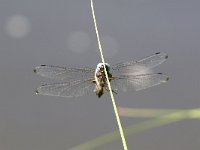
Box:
[105,87,118,94]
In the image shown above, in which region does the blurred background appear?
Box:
[0,0,200,149]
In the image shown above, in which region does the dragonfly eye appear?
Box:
[99,65,104,70]
[96,63,111,72]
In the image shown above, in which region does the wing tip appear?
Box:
[35,89,39,94]
[35,85,46,95]
[155,52,168,59]
[157,73,169,81]
[35,86,45,95]
[33,65,47,74]
[166,76,169,81]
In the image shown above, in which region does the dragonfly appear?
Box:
[34,52,169,98]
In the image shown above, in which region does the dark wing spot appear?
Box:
[166,76,169,81]
[35,89,39,94]
[33,68,37,73]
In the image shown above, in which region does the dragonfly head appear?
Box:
[97,63,111,72]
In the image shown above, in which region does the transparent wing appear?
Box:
[111,52,168,75]
[110,73,169,93]
[36,79,96,97]
[34,65,95,80]
[137,52,168,68]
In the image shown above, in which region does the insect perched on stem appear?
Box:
[34,52,169,98]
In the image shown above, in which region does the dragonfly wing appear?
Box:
[111,52,168,75]
[137,52,168,68]
[34,65,95,80]
[36,79,95,97]
[110,73,169,93]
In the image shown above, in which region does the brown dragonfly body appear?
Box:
[94,63,112,98]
